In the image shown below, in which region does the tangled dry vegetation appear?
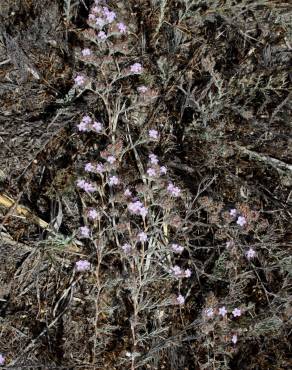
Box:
[0,0,291,369]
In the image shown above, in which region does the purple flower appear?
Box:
[96,17,105,27]
[148,129,159,140]
[96,163,105,174]
[137,85,148,94]
[78,115,91,131]
[124,188,132,197]
[230,208,237,217]
[88,209,98,220]
[147,167,157,177]
[89,13,96,21]
[83,182,97,193]
[246,247,256,259]
[170,265,183,277]
[103,8,116,23]
[0,354,5,365]
[74,75,85,86]
[237,216,247,227]
[139,206,148,218]
[167,183,181,197]
[231,334,238,344]
[98,31,107,40]
[171,243,184,253]
[82,115,92,124]
[219,306,227,317]
[149,153,159,165]
[77,120,89,132]
[128,201,148,218]
[138,232,147,242]
[204,307,214,318]
[77,179,96,193]
[92,121,103,133]
[107,155,116,164]
[76,259,91,272]
[117,22,127,33]
[82,48,91,57]
[84,163,95,172]
[232,308,241,317]
[184,268,192,278]
[80,226,90,238]
[130,63,143,74]
[109,175,119,186]
[160,166,167,175]
[176,294,185,305]
[122,243,132,254]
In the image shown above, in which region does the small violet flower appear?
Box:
[147,168,157,177]
[76,259,91,272]
[230,208,237,217]
[109,175,119,186]
[96,17,105,27]
[219,306,227,317]
[107,155,116,164]
[92,121,103,133]
[128,201,148,218]
[167,183,181,197]
[160,166,167,175]
[80,226,90,238]
[149,129,159,140]
[170,265,182,277]
[232,308,241,317]
[74,75,85,86]
[0,354,5,365]
[138,232,147,242]
[130,63,143,74]
[246,248,256,259]
[96,163,105,174]
[97,31,107,40]
[237,216,247,227]
[204,308,214,318]
[184,269,192,278]
[117,22,127,33]
[171,243,184,253]
[82,48,91,57]
[85,163,95,172]
[122,243,132,254]
[176,294,185,305]
[149,153,159,165]
[137,85,148,94]
[88,209,98,220]
[124,188,132,197]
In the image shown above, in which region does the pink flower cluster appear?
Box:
[128,200,148,218]
[87,1,127,42]
[171,243,184,253]
[77,179,97,193]
[121,243,133,254]
[229,208,247,227]
[176,294,185,305]
[130,63,143,74]
[77,115,103,133]
[170,265,192,278]
[0,354,4,365]
[167,182,181,197]
[204,306,242,319]
[76,259,91,272]
[146,154,167,178]
[74,74,86,86]
[79,226,90,238]
[137,231,147,242]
